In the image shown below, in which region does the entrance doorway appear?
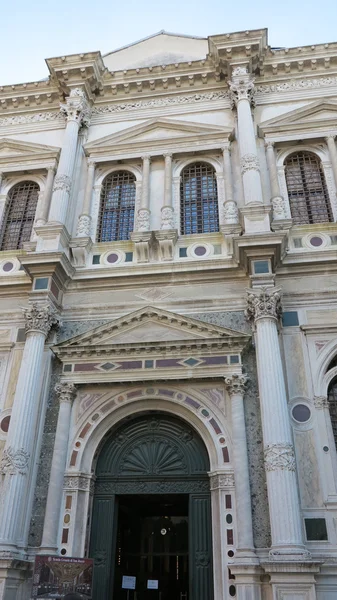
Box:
[90,413,214,600]
[114,494,188,600]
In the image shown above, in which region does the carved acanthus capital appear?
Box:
[55,382,77,404]
[264,443,296,472]
[23,303,59,337]
[0,446,30,475]
[225,373,248,397]
[60,88,92,127]
[245,288,282,324]
[314,396,329,409]
[228,67,255,108]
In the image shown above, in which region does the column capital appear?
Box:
[225,373,248,396]
[163,151,173,159]
[245,287,282,324]
[23,302,59,337]
[54,381,77,404]
[141,154,151,162]
[221,142,231,153]
[265,140,275,150]
[325,134,336,142]
[228,67,255,108]
[60,88,91,127]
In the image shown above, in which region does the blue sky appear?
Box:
[1,0,336,86]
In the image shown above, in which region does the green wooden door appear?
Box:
[189,494,213,600]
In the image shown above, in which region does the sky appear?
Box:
[1,0,337,86]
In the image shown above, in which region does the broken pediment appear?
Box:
[85,118,233,157]
[0,138,60,168]
[103,31,209,72]
[259,100,337,138]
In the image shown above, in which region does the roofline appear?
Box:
[103,30,207,57]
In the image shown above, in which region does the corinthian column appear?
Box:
[222,144,240,229]
[245,288,307,559]
[265,141,288,221]
[41,382,77,553]
[76,160,95,237]
[48,88,91,226]
[325,135,337,190]
[161,152,175,229]
[35,166,56,226]
[229,68,263,206]
[225,374,256,561]
[0,303,58,553]
[137,154,151,231]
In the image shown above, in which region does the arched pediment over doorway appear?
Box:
[53,305,250,384]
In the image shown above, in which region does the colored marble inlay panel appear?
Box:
[74,363,100,372]
[79,423,92,438]
[227,529,233,545]
[50,279,59,299]
[156,359,181,368]
[225,495,232,509]
[70,451,78,466]
[158,389,175,397]
[119,361,143,370]
[203,356,228,365]
[127,390,142,399]
[62,529,69,543]
[101,400,117,413]
[184,397,201,409]
[222,447,230,463]
[65,496,72,510]
[209,418,222,434]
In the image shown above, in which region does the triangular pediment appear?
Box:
[55,306,249,353]
[85,118,233,156]
[259,100,337,136]
[0,138,60,167]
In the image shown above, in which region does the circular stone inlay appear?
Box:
[201,409,209,417]
[60,548,67,555]
[310,236,323,247]
[107,253,119,264]
[64,514,70,524]
[3,262,14,272]
[323,446,329,453]
[194,246,207,257]
[292,404,311,423]
[219,437,226,444]
[229,585,236,597]
[0,416,10,432]
[227,550,234,558]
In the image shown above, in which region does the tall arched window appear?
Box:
[328,377,337,448]
[284,151,333,225]
[0,181,39,251]
[180,162,219,235]
[97,171,136,242]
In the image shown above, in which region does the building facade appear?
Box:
[1,27,337,600]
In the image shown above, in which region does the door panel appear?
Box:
[189,494,213,600]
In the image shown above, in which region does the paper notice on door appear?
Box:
[147,580,159,589]
[122,575,136,589]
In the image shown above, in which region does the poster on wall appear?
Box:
[31,555,93,599]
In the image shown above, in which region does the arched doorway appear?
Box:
[90,412,213,600]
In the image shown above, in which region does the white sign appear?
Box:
[147,580,159,589]
[122,575,136,590]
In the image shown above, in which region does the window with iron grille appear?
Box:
[180,162,219,235]
[328,376,337,448]
[284,151,333,225]
[97,171,136,242]
[0,181,39,251]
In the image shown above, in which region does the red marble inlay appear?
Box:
[158,389,175,397]
[62,529,69,543]
[65,496,72,510]
[70,451,78,466]
[225,495,232,509]
[127,390,142,399]
[74,363,100,372]
[227,529,233,545]
[50,279,59,299]
[79,423,92,438]
[0,416,10,432]
[222,447,230,463]
[209,418,222,434]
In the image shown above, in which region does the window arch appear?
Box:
[97,170,136,242]
[328,376,337,449]
[180,162,219,235]
[0,181,39,251]
[284,151,333,225]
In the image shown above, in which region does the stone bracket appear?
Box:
[69,236,93,268]
[130,231,156,263]
[153,229,178,261]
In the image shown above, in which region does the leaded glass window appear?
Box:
[180,162,219,235]
[284,151,333,225]
[0,181,39,251]
[97,171,136,242]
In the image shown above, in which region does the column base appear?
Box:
[269,546,311,561]
[240,204,271,234]
[261,561,320,600]
[153,229,178,261]
[34,224,71,253]
[0,558,31,600]
[69,236,92,267]
[234,548,260,564]
[230,564,263,600]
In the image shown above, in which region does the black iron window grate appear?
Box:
[97,171,136,242]
[284,152,333,225]
[328,377,337,445]
[0,181,39,251]
[180,162,219,235]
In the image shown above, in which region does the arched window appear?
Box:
[328,377,337,448]
[180,162,219,235]
[0,181,39,251]
[97,171,136,242]
[284,151,333,225]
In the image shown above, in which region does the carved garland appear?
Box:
[0,446,30,475]
[264,443,296,472]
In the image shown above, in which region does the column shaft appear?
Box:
[35,166,56,225]
[161,153,175,230]
[76,161,95,237]
[246,288,306,557]
[41,383,76,552]
[222,144,234,202]
[137,155,151,231]
[326,135,337,189]
[0,304,57,551]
